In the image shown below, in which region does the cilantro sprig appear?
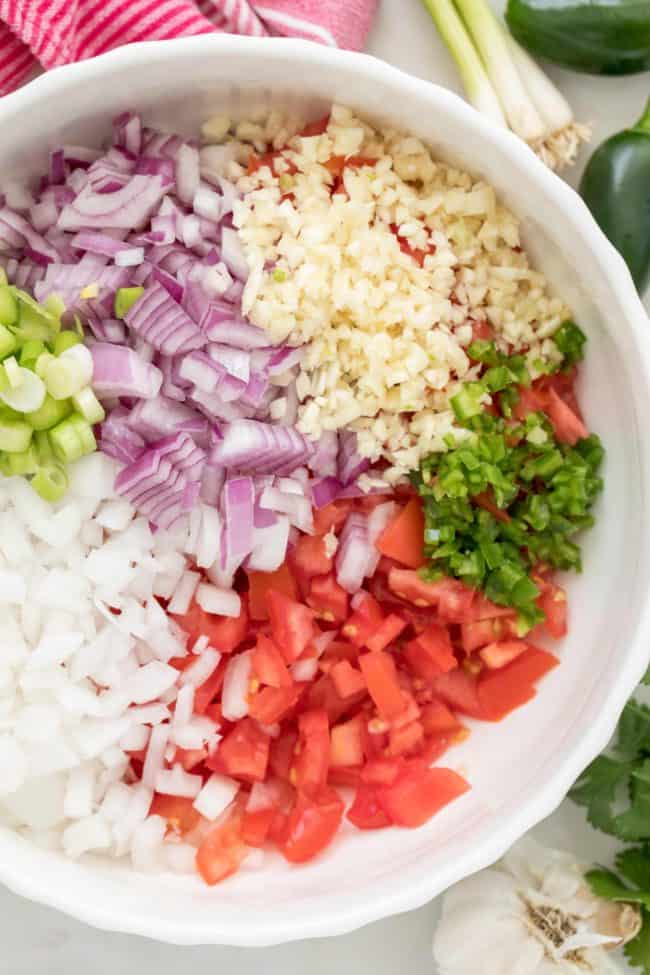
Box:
[571,693,650,973]
[412,322,603,630]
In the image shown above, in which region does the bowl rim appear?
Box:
[1,32,650,947]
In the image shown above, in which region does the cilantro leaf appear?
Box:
[570,755,634,835]
[617,700,650,759]
[643,664,650,687]
[616,848,650,892]
[585,867,650,908]
[626,908,650,975]
[614,761,650,842]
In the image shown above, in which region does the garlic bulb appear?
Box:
[433,836,640,975]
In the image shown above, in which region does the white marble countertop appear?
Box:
[2,2,649,970]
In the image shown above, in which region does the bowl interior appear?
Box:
[0,37,649,946]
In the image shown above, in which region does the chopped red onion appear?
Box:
[90,343,163,399]
[335,511,374,593]
[124,282,205,356]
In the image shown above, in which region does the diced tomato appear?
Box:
[342,593,385,647]
[389,223,433,267]
[420,733,454,765]
[174,747,209,772]
[193,658,227,714]
[361,756,405,787]
[365,613,407,652]
[473,490,511,524]
[247,565,298,621]
[249,684,303,725]
[281,787,344,863]
[291,534,334,580]
[359,651,407,721]
[328,766,362,787]
[299,116,330,137]
[313,500,353,534]
[347,783,392,830]
[252,633,293,688]
[267,590,315,663]
[511,384,548,421]
[241,806,275,847]
[432,669,483,719]
[323,154,346,178]
[376,762,470,828]
[471,319,493,342]
[294,709,330,791]
[404,639,442,683]
[330,716,364,767]
[536,369,582,417]
[269,730,298,781]
[307,573,349,623]
[214,718,271,782]
[479,640,528,669]
[478,647,559,720]
[306,674,360,724]
[321,640,359,667]
[150,794,200,834]
[196,810,248,885]
[408,623,456,673]
[545,387,589,445]
[538,583,568,639]
[172,598,248,653]
[470,593,516,621]
[377,499,426,569]
[387,719,424,756]
[329,659,366,698]
[387,569,475,621]
[420,700,462,736]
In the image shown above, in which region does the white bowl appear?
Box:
[1,34,649,947]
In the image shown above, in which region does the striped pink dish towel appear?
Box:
[0,0,378,96]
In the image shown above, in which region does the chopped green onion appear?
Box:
[0,287,18,327]
[26,394,71,431]
[553,320,586,369]
[114,286,144,319]
[19,339,46,369]
[43,357,86,400]
[450,381,486,421]
[1,445,39,476]
[72,386,105,424]
[4,356,22,389]
[31,462,68,502]
[49,413,96,463]
[0,323,17,360]
[0,417,32,453]
[0,367,46,413]
[53,330,83,356]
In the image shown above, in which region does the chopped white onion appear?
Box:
[192,773,239,821]
[195,583,240,618]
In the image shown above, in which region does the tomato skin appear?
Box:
[173,598,248,653]
[538,583,568,638]
[249,684,303,725]
[247,565,297,621]
[329,660,366,699]
[252,634,293,688]
[359,651,406,721]
[307,573,349,623]
[377,498,426,569]
[281,787,344,863]
[291,534,334,583]
[377,763,470,828]
[196,811,248,886]
[267,590,315,663]
[213,719,271,782]
[347,783,392,830]
[294,709,330,791]
[150,794,200,834]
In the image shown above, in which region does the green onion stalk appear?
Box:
[421,0,591,171]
